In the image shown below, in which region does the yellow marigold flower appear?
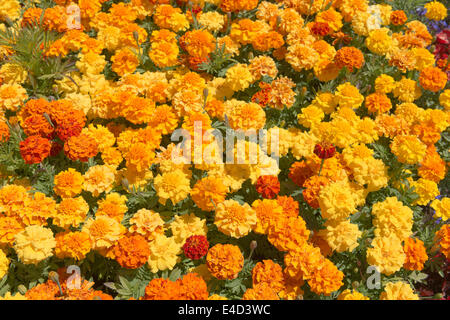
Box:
[191,176,228,212]
[439,89,450,111]
[82,216,123,252]
[0,83,28,111]
[393,78,422,102]
[208,294,228,300]
[410,178,439,206]
[338,289,370,300]
[206,244,244,280]
[53,168,84,198]
[170,213,208,245]
[366,235,406,276]
[252,199,284,235]
[311,92,338,114]
[197,11,225,33]
[101,147,123,168]
[372,197,413,241]
[147,234,180,273]
[214,200,257,238]
[318,180,358,222]
[365,28,394,56]
[149,41,179,69]
[225,64,254,92]
[267,216,310,253]
[380,282,419,300]
[248,56,278,80]
[0,249,9,279]
[129,209,165,241]
[403,237,428,271]
[318,220,362,253]
[286,44,319,71]
[334,82,364,109]
[14,225,56,265]
[412,47,435,71]
[315,7,343,32]
[0,0,21,21]
[298,105,325,128]
[0,63,27,84]
[83,165,116,197]
[124,142,155,173]
[390,135,427,164]
[81,124,115,152]
[55,197,89,230]
[419,66,447,92]
[55,231,92,261]
[111,48,139,77]
[431,198,450,221]
[424,1,447,21]
[242,282,280,300]
[96,192,128,223]
[76,53,107,76]
[308,258,344,296]
[153,169,191,205]
[374,74,396,94]
[148,104,179,135]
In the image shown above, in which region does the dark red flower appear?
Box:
[314,143,336,160]
[311,22,331,37]
[183,235,209,260]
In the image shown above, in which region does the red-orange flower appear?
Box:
[183,235,209,260]
[334,47,365,72]
[311,22,331,37]
[112,235,151,269]
[391,10,408,26]
[314,143,336,159]
[255,175,280,199]
[19,135,52,164]
[64,133,98,162]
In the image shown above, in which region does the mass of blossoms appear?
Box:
[0,0,448,301]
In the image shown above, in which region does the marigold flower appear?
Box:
[372,197,413,241]
[147,234,180,273]
[252,260,284,294]
[255,175,280,199]
[206,244,244,280]
[366,235,406,276]
[380,282,419,300]
[334,47,365,72]
[153,169,191,206]
[112,235,150,269]
[0,121,9,142]
[243,282,280,300]
[82,216,123,252]
[308,258,344,296]
[365,93,392,114]
[0,249,10,280]
[55,196,89,230]
[178,273,209,300]
[319,220,362,253]
[390,10,407,26]
[169,213,208,246]
[338,289,369,300]
[435,225,450,259]
[19,135,51,164]
[111,48,139,77]
[390,135,426,164]
[144,278,181,300]
[183,235,209,260]
[424,1,447,21]
[191,176,228,212]
[64,133,98,162]
[53,168,84,198]
[129,209,165,241]
[55,231,91,261]
[96,192,128,223]
[419,66,447,92]
[14,225,56,265]
[403,237,428,271]
[431,198,450,221]
[251,199,284,235]
[214,200,257,238]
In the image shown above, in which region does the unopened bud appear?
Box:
[133,31,139,44]
[297,294,304,300]
[18,285,27,295]
[250,240,257,251]
[248,52,254,60]
[49,271,59,283]
[352,281,359,289]
[122,178,130,190]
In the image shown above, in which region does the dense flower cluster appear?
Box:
[0,0,448,301]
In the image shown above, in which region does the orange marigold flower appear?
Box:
[112,235,150,269]
[435,225,450,259]
[308,258,344,296]
[178,273,209,300]
[284,243,325,281]
[180,29,215,58]
[0,121,10,142]
[391,10,408,26]
[418,146,447,183]
[190,176,228,212]
[252,199,284,235]
[111,48,139,77]
[252,260,284,293]
[302,175,330,209]
[0,216,25,247]
[243,282,280,300]
[19,135,51,164]
[55,231,92,261]
[144,278,181,300]
[255,175,280,199]
[403,237,428,271]
[53,168,84,198]
[334,47,365,72]
[276,196,299,218]
[251,31,284,52]
[22,114,54,138]
[311,22,331,37]
[365,92,393,114]
[267,216,310,253]
[206,244,244,280]
[419,66,447,92]
[289,161,314,187]
[64,133,98,162]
